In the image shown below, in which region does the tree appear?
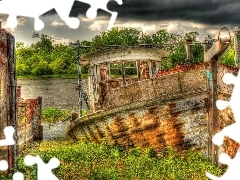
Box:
[219,47,235,66]
[31,32,55,64]
[91,27,142,47]
[15,29,215,77]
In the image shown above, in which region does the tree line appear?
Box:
[16,28,235,77]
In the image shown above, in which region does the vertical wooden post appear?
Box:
[88,65,95,113]
[211,57,218,166]
[185,40,193,59]
[122,61,125,85]
[136,61,140,79]
[148,61,153,79]
[136,61,139,79]
[233,27,240,68]
[156,61,160,74]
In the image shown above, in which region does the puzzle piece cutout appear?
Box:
[23,155,60,180]
[1,155,60,180]
[0,160,8,171]
[13,172,24,180]
[0,126,15,146]
[212,69,240,146]
[0,126,59,179]
[206,149,240,180]
[0,126,15,176]
[0,0,123,31]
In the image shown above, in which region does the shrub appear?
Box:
[42,108,67,123]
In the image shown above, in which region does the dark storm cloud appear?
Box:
[113,0,240,25]
[42,0,240,26]
[43,1,110,17]
[105,0,240,26]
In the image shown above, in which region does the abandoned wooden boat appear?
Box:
[66,34,240,160]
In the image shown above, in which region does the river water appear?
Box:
[17,78,88,110]
[17,78,89,139]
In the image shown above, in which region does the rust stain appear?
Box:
[86,125,99,143]
[103,102,186,152]
[223,137,240,158]
[162,103,185,151]
[129,113,140,127]
[94,125,105,139]
[111,116,133,147]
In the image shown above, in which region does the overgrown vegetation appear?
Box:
[1,139,226,179]
[41,108,69,123]
[16,33,88,77]
[41,107,88,123]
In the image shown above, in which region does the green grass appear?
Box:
[2,139,226,180]
[17,73,88,80]
[41,107,89,123]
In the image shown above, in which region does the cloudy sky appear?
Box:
[0,0,239,45]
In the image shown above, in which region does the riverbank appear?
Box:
[17,73,88,80]
[17,78,89,109]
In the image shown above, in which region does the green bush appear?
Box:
[42,108,67,123]
[31,60,53,76]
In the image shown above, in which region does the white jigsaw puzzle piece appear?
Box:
[0,126,15,146]
[24,155,60,180]
[0,160,8,171]
[77,0,123,30]
[0,0,123,31]
[206,149,240,180]
[0,127,15,176]
[212,123,240,146]
[13,172,24,180]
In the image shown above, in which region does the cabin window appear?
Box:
[124,61,138,78]
[152,62,157,77]
[110,62,122,78]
